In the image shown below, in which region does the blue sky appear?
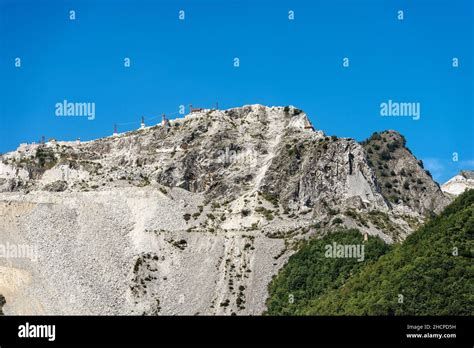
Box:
[0,0,472,183]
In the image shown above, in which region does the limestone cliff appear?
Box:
[0,105,451,315]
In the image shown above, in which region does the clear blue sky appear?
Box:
[0,0,472,183]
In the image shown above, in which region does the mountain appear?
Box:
[267,189,473,315]
[0,105,451,315]
[442,170,474,196]
[361,131,450,216]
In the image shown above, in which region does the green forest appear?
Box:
[266,190,474,315]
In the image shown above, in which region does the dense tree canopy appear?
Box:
[266,190,474,315]
[265,229,390,315]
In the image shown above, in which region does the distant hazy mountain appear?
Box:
[442,170,474,196]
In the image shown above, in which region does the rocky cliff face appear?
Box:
[0,105,451,315]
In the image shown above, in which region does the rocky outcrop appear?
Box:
[361,131,450,215]
[0,105,451,315]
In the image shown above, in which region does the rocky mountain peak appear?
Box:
[0,105,453,315]
[360,130,449,216]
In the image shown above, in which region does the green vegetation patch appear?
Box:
[266,190,474,316]
[265,229,390,315]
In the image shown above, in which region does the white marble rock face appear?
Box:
[0,105,452,315]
